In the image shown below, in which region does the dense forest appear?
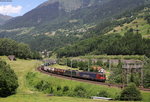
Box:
[56,30,150,58]
[0,38,41,59]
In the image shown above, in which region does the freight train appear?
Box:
[40,63,106,82]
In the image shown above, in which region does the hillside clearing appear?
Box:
[107,18,150,38]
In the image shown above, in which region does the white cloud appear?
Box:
[0,5,22,15]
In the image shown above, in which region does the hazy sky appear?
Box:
[0,0,48,17]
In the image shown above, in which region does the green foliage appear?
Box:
[57,30,150,58]
[0,59,18,97]
[107,30,146,55]
[65,59,109,72]
[65,59,91,71]
[35,80,53,93]
[0,38,41,59]
[74,86,87,98]
[97,90,110,97]
[144,70,150,88]
[130,73,140,87]
[109,61,123,84]
[57,86,61,91]
[120,83,142,101]
[145,15,150,24]
[63,86,69,92]
[78,61,88,71]
[96,60,103,66]
[143,59,150,88]
[66,60,78,68]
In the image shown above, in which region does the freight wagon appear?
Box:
[41,66,106,82]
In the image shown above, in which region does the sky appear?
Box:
[0,0,48,17]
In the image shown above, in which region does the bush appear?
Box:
[143,59,150,88]
[97,90,109,97]
[74,86,87,97]
[57,86,61,91]
[0,60,18,97]
[120,83,142,101]
[35,80,52,93]
[144,69,150,88]
[63,86,69,92]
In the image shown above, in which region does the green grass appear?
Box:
[0,56,41,94]
[0,56,149,102]
[0,94,120,102]
[29,71,120,98]
[107,18,150,38]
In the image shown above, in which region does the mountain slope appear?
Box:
[56,4,150,58]
[3,0,148,30]
[0,14,12,25]
[2,0,104,29]
[3,2,67,29]
[71,0,146,23]
[0,0,150,52]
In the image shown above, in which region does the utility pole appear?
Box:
[71,59,72,80]
[88,59,90,72]
[109,59,111,71]
[66,58,67,66]
[127,68,129,85]
[141,65,144,87]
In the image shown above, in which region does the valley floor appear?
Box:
[0,56,149,102]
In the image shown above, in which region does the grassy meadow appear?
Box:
[0,56,150,102]
[107,18,150,38]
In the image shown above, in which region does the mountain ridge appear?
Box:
[0,14,12,25]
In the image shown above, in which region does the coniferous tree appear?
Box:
[0,59,18,97]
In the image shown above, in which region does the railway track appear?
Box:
[37,67,150,92]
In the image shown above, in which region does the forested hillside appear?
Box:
[56,5,150,58]
[0,0,150,52]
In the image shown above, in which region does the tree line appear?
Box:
[0,38,41,59]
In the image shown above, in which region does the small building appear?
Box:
[8,55,16,61]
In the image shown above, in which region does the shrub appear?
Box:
[57,86,61,91]
[74,86,87,97]
[35,80,52,93]
[63,86,69,92]
[144,69,150,88]
[0,60,18,97]
[120,83,142,101]
[97,90,109,97]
